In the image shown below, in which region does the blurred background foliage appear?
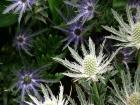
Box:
[0,0,136,105]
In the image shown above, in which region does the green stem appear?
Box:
[137,49,140,70]
[93,82,100,100]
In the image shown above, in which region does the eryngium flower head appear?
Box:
[103,6,140,50]
[56,22,84,49]
[64,0,96,24]
[14,67,49,101]
[109,70,140,105]
[25,84,69,105]
[53,37,119,82]
[13,30,33,56]
[128,0,140,8]
[3,0,35,22]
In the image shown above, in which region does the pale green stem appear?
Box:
[92,82,100,101]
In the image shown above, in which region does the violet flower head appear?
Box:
[13,30,33,56]
[65,0,96,24]
[14,66,54,102]
[120,47,136,70]
[57,22,84,49]
[128,0,140,8]
[16,69,42,101]
[3,0,35,22]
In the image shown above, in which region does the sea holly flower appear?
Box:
[109,70,140,105]
[128,0,140,8]
[120,47,136,70]
[53,37,119,82]
[11,65,56,102]
[13,68,47,101]
[25,83,69,105]
[13,28,47,56]
[3,0,35,22]
[64,0,97,24]
[13,30,33,56]
[103,6,140,50]
[55,22,84,49]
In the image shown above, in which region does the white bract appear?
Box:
[53,37,119,82]
[103,6,140,49]
[25,84,68,105]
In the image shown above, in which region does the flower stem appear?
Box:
[92,82,100,102]
[137,49,140,70]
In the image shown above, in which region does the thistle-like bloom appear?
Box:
[109,70,140,105]
[64,0,96,24]
[55,22,84,49]
[128,0,140,8]
[14,68,47,101]
[53,38,119,82]
[103,6,140,50]
[13,30,33,56]
[25,84,69,105]
[120,47,136,70]
[3,0,35,22]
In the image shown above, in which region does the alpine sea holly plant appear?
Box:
[2,0,140,105]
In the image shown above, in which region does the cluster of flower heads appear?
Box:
[3,0,140,105]
[54,0,97,49]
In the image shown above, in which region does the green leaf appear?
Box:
[0,14,17,27]
[47,0,62,22]
[113,0,127,8]
[0,2,17,27]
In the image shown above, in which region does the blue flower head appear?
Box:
[56,21,84,49]
[13,30,33,56]
[3,0,35,22]
[13,65,55,102]
[16,69,43,101]
[65,0,96,24]
[129,0,140,8]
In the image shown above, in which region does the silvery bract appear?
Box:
[69,85,94,105]
[110,70,140,105]
[25,84,69,105]
[103,6,140,49]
